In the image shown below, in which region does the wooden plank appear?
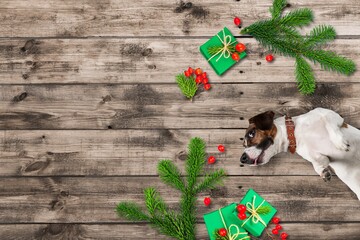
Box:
[0,176,358,223]
[0,38,359,84]
[0,223,359,239]
[0,83,360,130]
[0,129,319,176]
[1,0,360,37]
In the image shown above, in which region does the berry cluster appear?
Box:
[218,228,227,237]
[184,67,211,90]
[236,204,247,220]
[271,217,288,239]
[231,43,246,62]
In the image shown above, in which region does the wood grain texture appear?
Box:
[2,0,360,37]
[0,176,358,223]
[0,38,358,84]
[1,223,360,240]
[0,130,319,176]
[0,83,359,130]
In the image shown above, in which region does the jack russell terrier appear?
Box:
[240,108,360,200]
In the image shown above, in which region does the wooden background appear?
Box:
[0,0,360,239]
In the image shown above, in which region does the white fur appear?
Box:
[244,108,360,200]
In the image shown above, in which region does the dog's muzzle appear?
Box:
[240,153,251,164]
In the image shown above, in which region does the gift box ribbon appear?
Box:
[207,29,237,62]
[241,195,267,227]
[218,208,250,240]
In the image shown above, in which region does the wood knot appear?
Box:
[20,39,35,53]
[177,150,188,161]
[24,160,49,173]
[142,48,153,56]
[13,92,28,102]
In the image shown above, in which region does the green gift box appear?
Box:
[199,27,247,76]
[204,203,250,240]
[234,189,277,237]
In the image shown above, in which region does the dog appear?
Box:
[240,107,360,200]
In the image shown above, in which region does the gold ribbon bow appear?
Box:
[241,196,267,227]
[218,209,250,240]
[208,29,237,62]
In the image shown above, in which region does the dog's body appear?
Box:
[241,108,360,200]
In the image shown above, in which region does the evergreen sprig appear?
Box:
[116,137,227,240]
[241,0,356,95]
[176,74,197,100]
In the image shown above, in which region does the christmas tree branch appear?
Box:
[270,0,287,19]
[116,202,150,221]
[176,74,197,100]
[194,169,227,194]
[240,0,356,94]
[158,160,185,192]
[295,56,316,95]
[186,137,206,190]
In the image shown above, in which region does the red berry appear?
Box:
[231,52,240,61]
[207,156,216,164]
[275,224,282,230]
[188,67,194,75]
[218,228,227,237]
[203,197,211,206]
[234,17,241,26]
[202,77,209,84]
[238,212,247,220]
[272,229,279,235]
[204,84,211,91]
[272,217,280,224]
[236,204,246,213]
[195,75,203,84]
[195,68,202,76]
[280,232,288,239]
[218,145,225,152]
[184,70,191,77]
[265,54,274,62]
[235,43,246,53]
[201,72,207,78]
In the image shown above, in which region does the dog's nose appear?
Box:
[240,153,249,164]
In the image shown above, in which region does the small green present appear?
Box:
[199,27,247,76]
[234,189,277,237]
[204,203,250,240]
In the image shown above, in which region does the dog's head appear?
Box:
[241,111,278,166]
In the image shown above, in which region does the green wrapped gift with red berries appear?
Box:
[199,27,247,76]
[203,203,250,240]
[233,189,277,237]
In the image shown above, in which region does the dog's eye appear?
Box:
[248,130,256,138]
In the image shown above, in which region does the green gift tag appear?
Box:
[204,203,250,240]
[235,189,277,237]
[199,27,247,76]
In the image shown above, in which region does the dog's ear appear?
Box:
[249,111,275,130]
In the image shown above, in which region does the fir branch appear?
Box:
[176,74,197,100]
[144,187,168,216]
[304,25,336,47]
[279,8,313,27]
[304,49,356,75]
[256,205,272,215]
[295,56,316,94]
[116,202,150,221]
[240,0,356,95]
[158,160,185,192]
[208,45,236,56]
[194,169,227,194]
[186,137,206,190]
[116,137,226,240]
[270,0,287,19]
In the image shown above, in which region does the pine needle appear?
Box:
[270,0,287,19]
[304,25,336,47]
[158,160,185,192]
[116,202,150,221]
[176,74,197,100]
[279,8,313,27]
[195,169,227,194]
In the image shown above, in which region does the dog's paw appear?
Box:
[321,168,332,182]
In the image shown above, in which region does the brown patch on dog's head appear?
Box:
[244,111,277,148]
